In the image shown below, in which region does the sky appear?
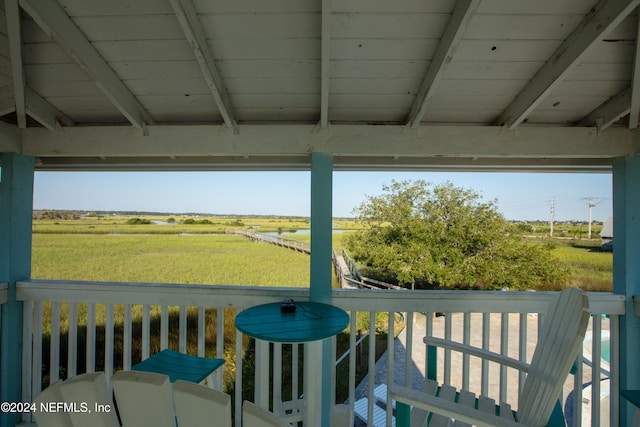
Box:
[33,171,613,222]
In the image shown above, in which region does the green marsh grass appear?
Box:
[32,227,391,404]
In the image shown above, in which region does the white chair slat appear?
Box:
[173,380,232,427]
[112,371,175,427]
[453,390,477,427]
[500,402,515,422]
[410,379,439,427]
[430,384,457,427]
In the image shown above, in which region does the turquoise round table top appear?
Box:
[235,301,349,343]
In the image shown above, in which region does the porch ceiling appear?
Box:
[1,0,640,171]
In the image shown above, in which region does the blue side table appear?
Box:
[235,301,349,426]
[131,348,224,384]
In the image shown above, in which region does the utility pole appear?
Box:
[581,197,603,239]
[549,198,555,237]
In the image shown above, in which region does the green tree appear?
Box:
[344,180,566,290]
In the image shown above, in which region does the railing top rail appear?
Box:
[17,279,625,315]
[17,279,310,307]
[332,288,626,315]
[0,282,7,304]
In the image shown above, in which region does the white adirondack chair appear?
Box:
[172,380,232,427]
[391,288,590,427]
[243,401,291,427]
[112,370,175,427]
[58,372,119,427]
[32,380,71,427]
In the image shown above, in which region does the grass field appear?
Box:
[32,233,310,285]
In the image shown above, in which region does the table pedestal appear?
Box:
[254,339,326,426]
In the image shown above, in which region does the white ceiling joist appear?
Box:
[169,0,238,133]
[17,124,634,160]
[629,11,640,129]
[406,0,480,129]
[319,0,331,128]
[0,83,74,130]
[497,0,640,130]
[5,0,26,129]
[25,87,74,130]
[19,0,154,132]
[578,86,631,130]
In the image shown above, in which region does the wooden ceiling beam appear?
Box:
[168,0,238,133]
[406,0,480,128]
[629,10,640,129]
[578,86,631,130]
[17,124,634,160]
[5,0,26,128]
[319,0,331,128]
[497,0,640,129]
[19,0,154,132]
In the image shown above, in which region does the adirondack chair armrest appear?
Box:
[390,384,526,427]
[424,336,530,373]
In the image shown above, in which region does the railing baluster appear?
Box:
[348,311,356,424]
[86,303,96,373]
[123,304,132,370]
[462,312,470,390]
[142,304,150,360]
[519,312,527,394]
[444,312,452,384]
[481,312,490,396]
[500,312,509,403]
[592,315,602,427]
[405,311,414,387]
[610,314,620,427]
[367,310,375,427]
[50,301,60,384]
[179,305,187,353]
[235,310,243,427]
[67,302,78,377]
[105,304,114,379]
[215,307,224,389]
[160,305,168,350]
[33,301,43,393]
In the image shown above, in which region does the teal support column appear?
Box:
[612,156,640,426]
[310,152,333,427]
[0,153,35,427]
[310,152,333,304]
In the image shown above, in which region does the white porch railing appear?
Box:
[17,280,625,427]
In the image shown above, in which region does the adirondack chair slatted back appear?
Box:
[517,288,590,426]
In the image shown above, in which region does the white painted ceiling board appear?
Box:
[332,0,455,14]
[331,39,439,61]
[197,14,320,40]
[69,15,185,41]
[57,0,174,17]
[332,13,450,39]
[477,0,597,15]
[193,0,320,14]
